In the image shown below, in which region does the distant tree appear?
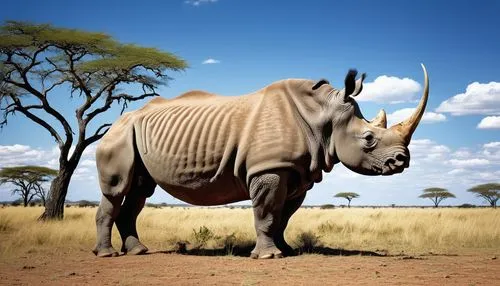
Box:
[334,192,359,208]
[33,184,49,206]
[419,188,455,207]
[0,21,187,219]
[0,166,57,207]
[468,183,500,208]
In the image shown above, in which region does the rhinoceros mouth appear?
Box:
[372,165,383,174]
[372,159,407,176]
[382,165,405,176]
[372,165,405,176]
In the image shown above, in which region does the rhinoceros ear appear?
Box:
[344,70,366,100]
[312,79,330,90]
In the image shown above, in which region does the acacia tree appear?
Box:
[468,183,500,208]
[33,182,49,206]
[0,166,57,207]
[419,188,455,207]
[0,21,187,219]
[334,192,359,208]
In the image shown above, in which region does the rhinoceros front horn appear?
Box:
[390,64,429,145]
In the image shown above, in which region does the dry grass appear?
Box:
[0,206,499,258]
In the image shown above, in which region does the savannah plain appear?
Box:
[0,206,499,285]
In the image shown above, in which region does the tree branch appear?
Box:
[65,50,92,100]
[113,92,159,114]
[84,123,112,146]
[43,77,68,95]
[82,81,120,123]
[9,97,63,145]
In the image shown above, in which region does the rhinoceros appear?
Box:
[93,64,429,259]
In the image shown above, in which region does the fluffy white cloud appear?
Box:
[185,0,217,6]
[447,168,466,175]
[386,108,446,126]
[80,159,96,167]
[202,58,220,64]
[357,75,421,103]
[436,82,500,116]
[452,149,473,159]
[477,116,500,129]
[408,139,451,162]
[482,141,500,160]
[484,142,500,149]
[448,158,490,168]
[0,144,49,167]
[477,171,500,180]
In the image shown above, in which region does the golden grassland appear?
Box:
[0,206,499,258]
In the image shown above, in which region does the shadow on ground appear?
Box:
[147,245,386,257]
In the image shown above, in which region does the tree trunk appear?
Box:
[432,197,439,208]
[23,196,28,207]
[38,165,75,220]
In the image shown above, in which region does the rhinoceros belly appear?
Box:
[156,167,248,206]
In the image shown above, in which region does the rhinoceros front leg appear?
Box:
[249,170,288,259]
[274,193,306,256]
[93,194,123,257]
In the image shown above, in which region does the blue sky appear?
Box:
[1,0,499,206]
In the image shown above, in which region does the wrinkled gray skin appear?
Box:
[93,65,429,259]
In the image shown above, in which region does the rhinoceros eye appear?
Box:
[362,131,377,149]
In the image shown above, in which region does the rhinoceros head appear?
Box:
[326,64,429,176]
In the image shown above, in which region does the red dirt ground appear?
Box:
[0,250,499,285]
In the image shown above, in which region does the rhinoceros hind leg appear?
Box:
[249,170,289,259]
[274,193,306,257]
[93,194,123,257]
[115,192,149,255]
[116,163,156,255]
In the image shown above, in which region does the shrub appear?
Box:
[192,226,215,249]
[145,203,161,208]
[320,204,335,209]
[458,203,476,208]
[77,200,98,208]
[221,232,237,255]
[294,230,321,254]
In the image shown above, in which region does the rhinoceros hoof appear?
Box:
[250,248,283,259]
[93,246,119,258]
[126,244,148,255]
